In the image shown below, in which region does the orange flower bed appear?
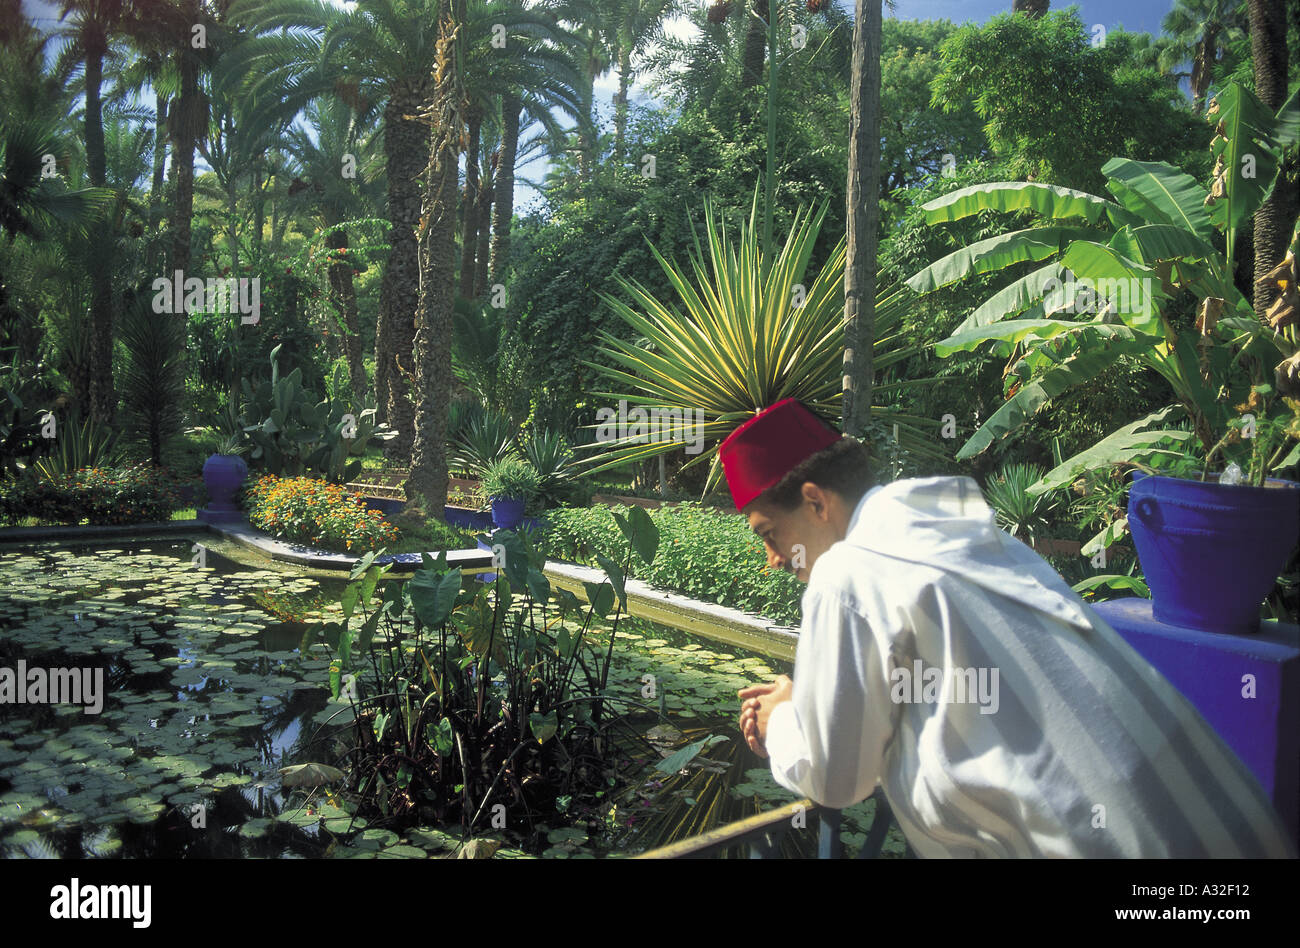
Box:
[244,474,399,553]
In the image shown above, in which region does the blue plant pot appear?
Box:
[1127,472,1300,634]
[361,496,406,517]
[490,496,526,531]
[201,454,248,513]
[445,505,493,530]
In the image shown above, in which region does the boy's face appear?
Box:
[744,482,850,584]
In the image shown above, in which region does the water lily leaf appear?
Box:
[279,763,346,787]
[656,734,728,774]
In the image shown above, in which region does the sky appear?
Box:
[19,0,1185,211]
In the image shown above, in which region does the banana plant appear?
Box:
[580,186,942,495]
[907,80,1300,506]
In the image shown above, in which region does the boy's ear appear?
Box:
[801,481,828,517]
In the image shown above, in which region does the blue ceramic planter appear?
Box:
[1127,472,1300,633]
[201,454,248,513]
[490,496,526,531]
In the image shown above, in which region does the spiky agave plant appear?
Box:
[579,187,942,494]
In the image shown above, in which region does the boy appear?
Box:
[726,398,1294,857]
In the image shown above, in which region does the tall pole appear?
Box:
[842,0,882,438]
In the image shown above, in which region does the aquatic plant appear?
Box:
[312,506,664,846]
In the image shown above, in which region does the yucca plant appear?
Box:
[32,411,124,481]
[450,408,519,478]
[580,187,942,494]
[522,426,576,508]
[982,461,1059,545]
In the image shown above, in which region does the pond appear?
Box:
[0,536,904,858]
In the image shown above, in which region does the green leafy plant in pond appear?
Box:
[480,456,541,503]
[310,506,662,845]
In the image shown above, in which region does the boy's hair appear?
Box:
[757,436,873,512]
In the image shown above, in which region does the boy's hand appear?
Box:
[737,675,793,758]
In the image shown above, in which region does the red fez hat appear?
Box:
[719,398,843,511]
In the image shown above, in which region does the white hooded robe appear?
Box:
[763,476,1296,857]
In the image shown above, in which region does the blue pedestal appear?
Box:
[1094,598,1299,846]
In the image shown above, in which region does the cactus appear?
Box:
[239,345,390,481]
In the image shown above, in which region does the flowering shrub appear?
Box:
[0,464,179,526]
[244,474,399,553]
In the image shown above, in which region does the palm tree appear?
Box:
[109,46,177,271]
[57,0,130,424]
[1012,0,1049,17]
[283,96,385,399]
[459,2,589,299]
[477,17,587,305]
[842,0,881,438]
[163,0,215,278]
[609,1,685,162]
[1246,0,1296,322]
[406,0,465,508]
[1159,0,1246,113]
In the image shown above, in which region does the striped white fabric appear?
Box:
[764,476,1296,858]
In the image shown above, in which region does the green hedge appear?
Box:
[0,465,179,526]
[537,502,804,625]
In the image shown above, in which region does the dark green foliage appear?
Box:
[930,10,1211,195]
[0,463,177,525]
[238,345,383,482]
[119,288,186,465]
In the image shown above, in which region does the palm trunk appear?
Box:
[85,41,115,426]
[474,169,494,300]
[147,95,168,273]
[252,164,265,246]
[407,0,463,511]
[169,45,199,277]
[613,43,632,162]
[842,0,882,439]
[326,228,367,401]
[488,92,520,298]
[380,82,432,462]
[1248,0,1294,321]
[373,288,391,423]
[740,0,769,91]
[1191,30,1217,114]
[458,107,482,300]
